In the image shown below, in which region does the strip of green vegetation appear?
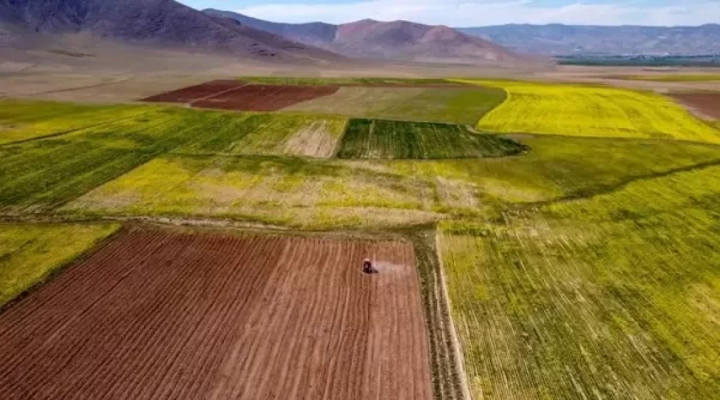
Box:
[441,163,720,399]
[337,119,525,159]
[287,86,506,125]
[617,74,720,82]
[65,135,720,229]
[241,76,460,86]
[0,223,119,307]
[175,113,347,158]
[0,107,240,212]
[0,100,155,145]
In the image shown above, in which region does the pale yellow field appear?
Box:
[459,80,720,143]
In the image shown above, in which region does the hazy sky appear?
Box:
[179,0,720,26]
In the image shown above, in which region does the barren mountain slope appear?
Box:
[0,0,341,63]
[204,9,522,63]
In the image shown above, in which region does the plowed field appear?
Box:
[141,80,246,103]
[193,85,339,112]
[670,93,720,119]
[0,229,432,400]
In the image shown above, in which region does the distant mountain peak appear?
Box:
[203,9,524,64]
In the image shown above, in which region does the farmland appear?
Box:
[287,86,506,125]
[614,74,720,82]
[440,163,720,399]
[464,80,720,143]
[64,135,720,229]
[0,106,245,212]
[669,92,720,120]
[0,223,119,307]
[240,76,463,86]
[0,100,154,145]
[175,113,348,158]
[3,74,720,400]
[337,119,524,159]
[0,228,432,400]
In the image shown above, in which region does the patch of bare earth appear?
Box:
[283,120,343,158]
[669,93,720,120]
[0,228,433,400]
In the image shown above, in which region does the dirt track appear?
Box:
[141,80,246,103]
[0,229,432,400]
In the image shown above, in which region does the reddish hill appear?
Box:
[204,10,523,64]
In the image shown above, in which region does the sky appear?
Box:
[179,0,720,27]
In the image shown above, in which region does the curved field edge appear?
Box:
[0,222,120,308]
[457,79,720,144]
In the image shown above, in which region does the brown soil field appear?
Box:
[193,85,340,112]
[669,93,720,119]
[0,229,432,400]
[141,80,247,103]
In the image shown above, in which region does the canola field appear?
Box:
[462,80,720,143]
[440,163,720,399]
[0,223,119,307]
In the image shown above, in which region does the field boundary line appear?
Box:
[187,82,248,105]
[530,157,720,209]
[0,108,159,147]
[0,222,124,315]
[0,77,132,99]
[435,232,474,400]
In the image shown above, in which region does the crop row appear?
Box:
[440,163,720,399]
[461,79,720,143]
[175,113,347,158]
[337,119,525,159]
[0,100,154,145]
[0,108,236,212]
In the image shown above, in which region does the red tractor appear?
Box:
[363,258,378,274]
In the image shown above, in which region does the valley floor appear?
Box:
[1,71,720,400]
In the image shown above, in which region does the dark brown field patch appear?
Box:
[141,80,247,103]
[0,229,432,400]
[669,92,720,120]
[193,84,340,112]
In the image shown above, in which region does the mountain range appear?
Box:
[2,0,719,66]
[0,0,341,63]
[203,9,521,64]
[459,24,720,56]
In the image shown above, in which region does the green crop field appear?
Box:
[0,100,155,145]
[0,223,119,307]
[3,78,720,400]
[64,135,720,229]
[440,162,720,399]
[175,113,347,158]
[0,105,250,212]
[337,119,525,159]
[286,86,505,125]
[460,80,720,143]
